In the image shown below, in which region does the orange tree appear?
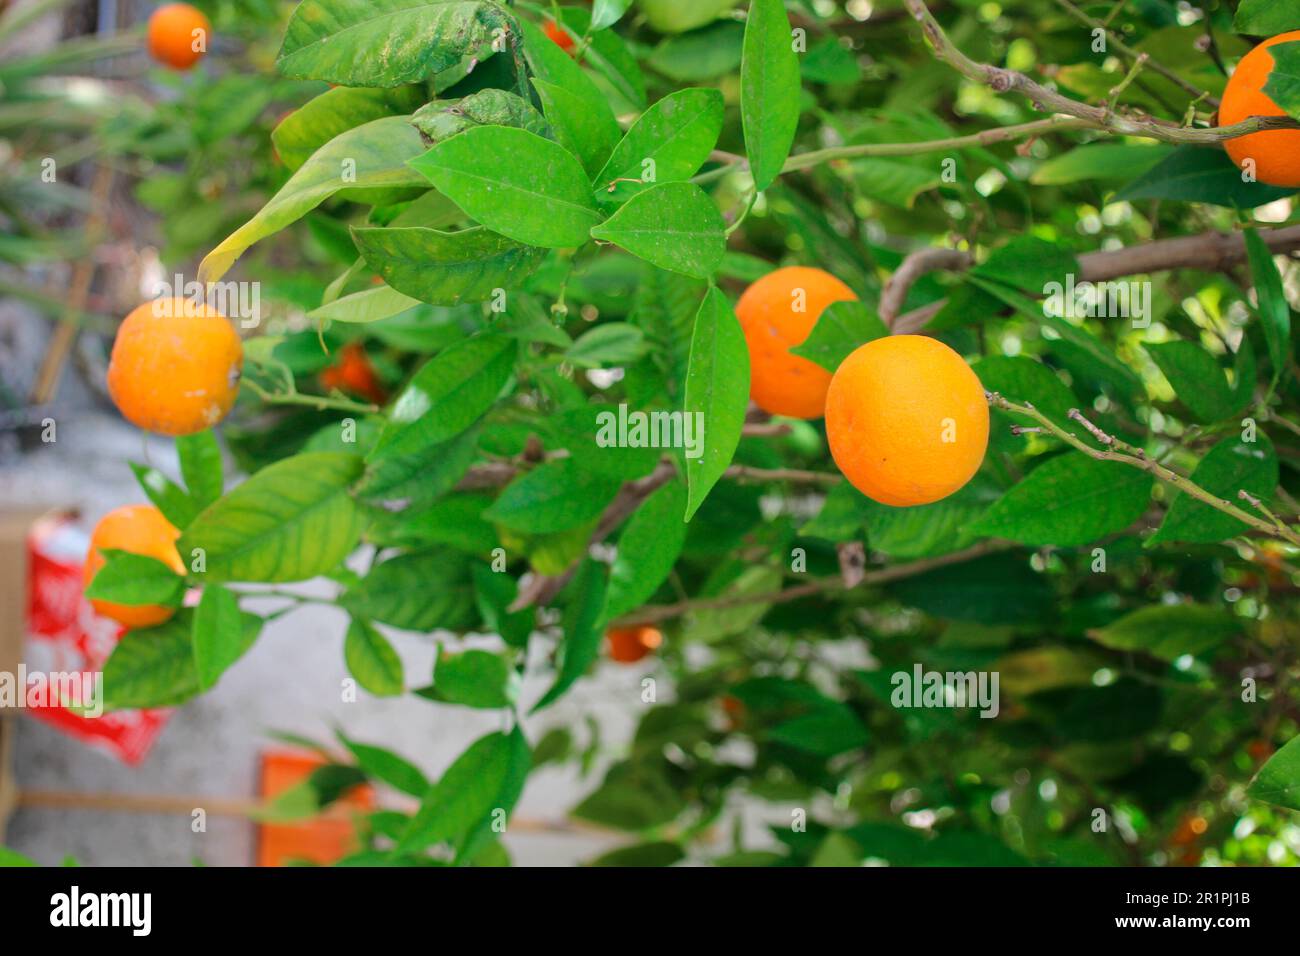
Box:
[83,0,1300,866]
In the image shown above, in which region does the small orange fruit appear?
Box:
[84,505,186,628]
[606,626,663,663]
[320,342,387,405]
[1221,31,1300,188]
[736,266,858,419]
[825,334,989,507]
[544,19,576,55]
[107,298,243,436]
[146,3,211,71]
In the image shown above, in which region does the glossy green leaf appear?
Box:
[409,126,601,248]
[351,225,547,306]
[593,88,724,203]
[276,0,514,87]
[1248,733,1300,811]
[1114,145,1294,208]
[177,430,223,509]
[683,287,749,519]
[180,452,365,583]
[789,300,886,372]
[591,181,725,279]
[345,618,404,697]
[1149,435,1278,544]
[1147,341,1239,423]
[410,88,549,144]
[484,458,623,534]
[342,550,478,632]
[740,0,800,190]
[339,734,429,797]
[1235,0,1300,36]
[1089,604,1241,661]
[426,648,519,708]
[273,86,425,171]
[532,558,609,713]
[200,117,427,282]
[532,77,620,179]
[1244,227,1292,386]
[371,334,514,461]
[565,322,648,368]
[193,583,247,690]
[130,463,198,529]
[85,551,184,607]
[606,480,689,619]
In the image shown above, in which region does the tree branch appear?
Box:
[987,392,1300,546]
[880,247,972,327]
[904,0,1295,144]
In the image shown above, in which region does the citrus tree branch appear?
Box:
[892,224,1300,333]
[987,392,1300,546]
[904,0,1296,144]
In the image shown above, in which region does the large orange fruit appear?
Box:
[1221,31,1300,188]
[107,298,243,436]
[606,626,663,663]
[146,3,211,71]
[84,505,186,628]
[825,335,989,507]
[736,266,858,419]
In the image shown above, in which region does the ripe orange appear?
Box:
[825,335,989,507]
[107,298,243,436]
[146,3,211,71]
[320,342,387,405]
[84,505,186,628]
[1221,31,1300,188]
[544,19,576,55]
[606,625,663,663]
[736,266,858,419]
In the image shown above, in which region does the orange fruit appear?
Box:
[146,3,211,71]
[1220,31,1300,188]
[320,342,387,405]
[736,266,858,419]
[825,334,989,507]
[606,626,663,663]
[84,505,186,629]
[107,298,243,436]
[544,19,575,55]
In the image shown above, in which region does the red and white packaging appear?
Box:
[24,513,171,765]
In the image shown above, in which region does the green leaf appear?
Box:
[556,6,647,108]
[342,550,478,632]
[410,88,549,144]
[1248,733,1300,811]
[177,430,223,509]
[801,480,870,541]
[889,551,1053,625]
[741,0,801,190]
[85,551,184,607]
[1263,41,1300,118]
[683,287,749,519]
[646,20,745,81]
[307,285,423,324]
[519,16,622,133]
[790,300,885,372]
[371,333,515,461]
[1146,341,1239,423]
[589,841,684,866]
[339,734,429,797]
[1149,434,1279,544]
[181,452,365,583]
[345,618,404,697]
[1235,0,1300,36]
[768,704,869,758]
[1244,228,1292,386]
[397,728,530,859]
[472,564,534,648]
[351,225,547,306]
[564,323,647,368]
[532,559,609,713]
[103,610,261,710]
[0,848,37,867]
[800,36,861,85]
[276,0,514,87]
[410,126,601,248]
[426,648,519,708]
[130,463,198,529]
[971,355,1078,428]
[1089,604,1241,661]
[199,117,427,282]
[273,86,425,171]
[484,457,623,534]
[590,181,725,279]
[532,77,620,179]
[593,88,724,203]
[358,422,482,507]
[592,0,632,31]
[367,493,498,554]
[606,480,689,619]
[193,584,247,690]
[572,762,685,830]
[1030,143,1172,185]
[969,455,1152,548]
[1114,145,1295,208]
